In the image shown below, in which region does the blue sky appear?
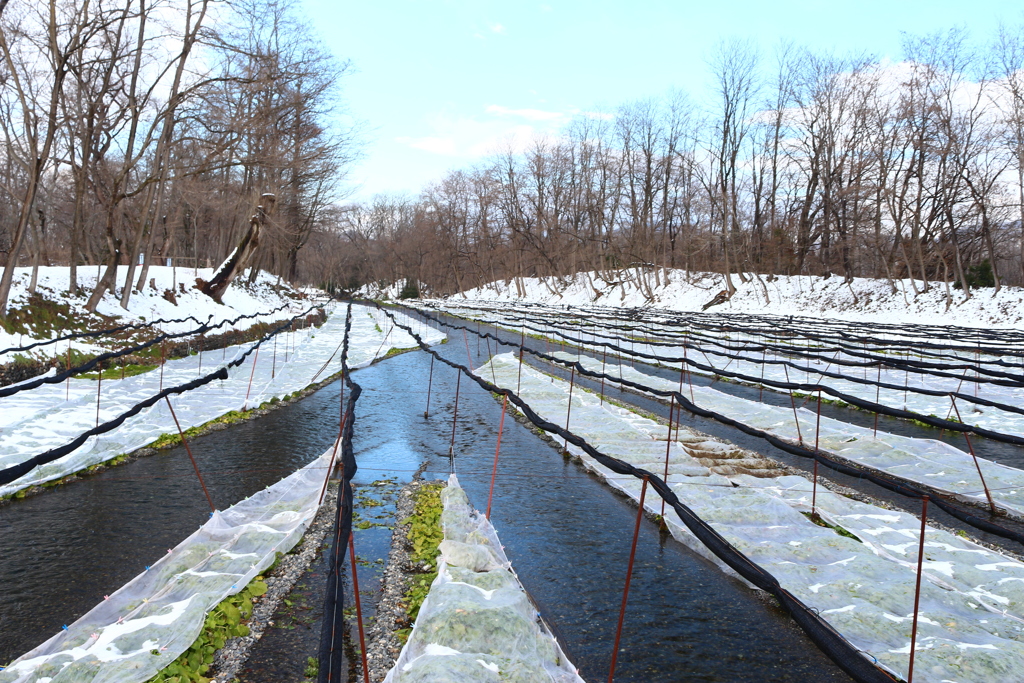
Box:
[300,0,1021,202]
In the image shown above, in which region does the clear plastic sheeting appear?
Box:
[0,448,335,683]
[481,353,1024,682]
[557,351,1024,519]
[384,475,585,683]
[0,307,444,496]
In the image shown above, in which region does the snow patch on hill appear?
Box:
[451,269,1024,329]
[1,266,317,361]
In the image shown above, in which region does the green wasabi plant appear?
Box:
[146,576,267,683]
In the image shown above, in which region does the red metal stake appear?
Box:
[907,495,929,683]
[812,389,822,517]
[449,372,461,462]
[600,347,608,405]
[243,346,260,411]
[518,327,525,394]
[608,476,648,683]
[950,398,998,515]
[95,365,102,427]
[662,397,675,518]
[904,350,909,410]
[782,363,803,444]
[486,394,508,519]
[462,329,473,368]
[683,344,694,403]
[164,396,216,512]
[759,346,766,403]
[874,362,882,437]
[564,365,575,452]
[348,531,371,683]
[424,355,435,418]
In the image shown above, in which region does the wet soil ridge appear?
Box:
[364,479,441,681]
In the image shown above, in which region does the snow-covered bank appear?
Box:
[451,270,1024,329]
[0,266,318,363]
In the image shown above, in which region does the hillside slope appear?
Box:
[452,269,1024,329]
[1,266,317,362]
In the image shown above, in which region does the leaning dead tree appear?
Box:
[198,193,276,303]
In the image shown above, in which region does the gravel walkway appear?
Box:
[363,476,443,683]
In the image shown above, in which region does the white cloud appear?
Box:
[490,23,505,34]
[394,109,558,161]
[486,104,565,121]
[578,110,615,121]
[395,136,460,156]
[467,124,540,157]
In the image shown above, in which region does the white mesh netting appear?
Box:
[0,447,335,683]
[384,475,585,683]
[481,352,1024,682]
[0,307,443,497]
[555,351,1024,519]
[432,302,1024,440]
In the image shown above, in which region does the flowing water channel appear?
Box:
[1,309,862,680]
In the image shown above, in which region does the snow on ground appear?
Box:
[450,270,1024,329]
[0,266,313,363]
[355,279,425,300]
[0,306,445,497]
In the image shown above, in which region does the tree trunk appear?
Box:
[199,194,275,303]
[86,237,122,312]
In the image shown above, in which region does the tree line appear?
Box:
[0,0,356,316]
[326,27,1024,304]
